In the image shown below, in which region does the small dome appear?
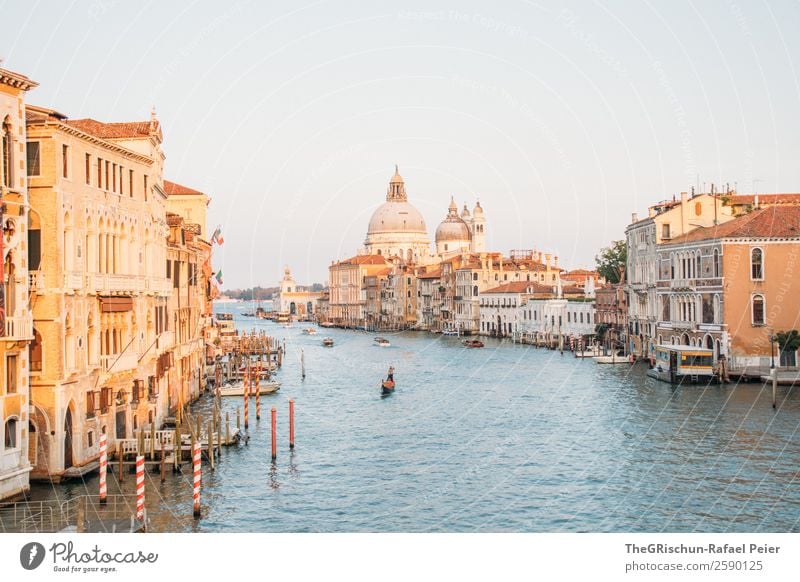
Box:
[461,204,471,219]
[436,199,472,244]
[473,201,484,216]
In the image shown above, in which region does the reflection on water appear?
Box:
[29,304,800,532]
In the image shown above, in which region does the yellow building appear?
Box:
[0,66,38,501]
[25,106,172,480]
[164,180,209,239]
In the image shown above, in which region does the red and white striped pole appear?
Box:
[99,432,108,504]
[289,399,295,450]
[192,441,201,517]
[135,454,145,521]
[243,363,250,430]
[271,407,277,461]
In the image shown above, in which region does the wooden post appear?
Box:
[160,441,166,482]
[289,399,295,450]
[301,349,305,380]
[226,412,231,445]
[150,422,156,460]
[207,421,215,470]
[255,362,261,421]
[173,425,180,472]
[190,425,196,468]
[118,446,124,483]
[271,407,277,461]
[772,367,777,409]
[77,496,87,533]
[236,407,240,431]
[99,432,107,504]
[196,415,201,444]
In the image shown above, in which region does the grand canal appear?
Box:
[31,303,800,532]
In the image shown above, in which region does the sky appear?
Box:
[3,0,799,288]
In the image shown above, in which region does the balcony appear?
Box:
[3,315,33,340]
[670,279,696,290]
[63,271,83,290]
[100,352,138,373]
[88,273,146,294]
[157,330,174,350]
[29,271,45,293]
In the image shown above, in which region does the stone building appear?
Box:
[25,106,172,480]
[274,266,324,320]
[0,66,37,501]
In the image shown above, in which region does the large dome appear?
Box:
[367,201,428,235]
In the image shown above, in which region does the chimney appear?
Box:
[754,194,759,209]
[545,253,551,268]
[680,191,688,204]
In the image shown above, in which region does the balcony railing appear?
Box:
[157,330,174,350]
[100,352,138,373]
[29,271,45,293]
[3,315,33,341]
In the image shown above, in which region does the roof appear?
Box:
[729,193,800,206]
[666,205,800,244]
[482,281,553,294]
[417,268,442,280]
[334,255,387,267]
[0,67,38,91]
[164,180,204,196]
[66,117,160,140]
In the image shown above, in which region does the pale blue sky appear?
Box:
[3,0,799,287]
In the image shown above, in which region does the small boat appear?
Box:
[442,330,459,337]
[302,327,318,335]
[462,339,484,348]
[322,337,334,347]
[217,380,281,396]
[374,337,391,347]
[381,378,395,395]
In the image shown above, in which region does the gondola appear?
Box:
[462,339,484,348]
[381,378,395,395]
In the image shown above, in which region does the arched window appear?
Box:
[751,248,764,280]
[4,417,18,449]
[473,286,478,297]
[752,294,765,325]
[713,294,721,324]
[713,249,720,277]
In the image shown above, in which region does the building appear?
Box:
[434,198,486,258]
[416,267,442,331]
[328,254,388,328]
[165,211,212,414]
[511,283,595,344]
[363,167,432,263]
[274,266,324,320]
[478,282,544,337]
[25,106,172,481]
[164,180,209,239]
[625,192,733,358]
[595,284,627,350]
[0,66,38,501]
[656,205,800,369]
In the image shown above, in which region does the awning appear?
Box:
[99,296,133,312]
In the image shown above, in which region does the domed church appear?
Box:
[363,167,487,263]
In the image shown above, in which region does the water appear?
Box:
[31,302,800,532]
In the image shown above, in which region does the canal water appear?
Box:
[31,302,800,532]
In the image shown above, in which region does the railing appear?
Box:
[88,273,146,293]
[3,315,33,340]
[63,271,83,290]
[29,271,45,293]
[100,352,138,373]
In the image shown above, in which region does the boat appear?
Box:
[442,329,459,337]
[593,351,630,364]
[322,337,334,347]
[217,380,281,396]
[302,327,318,335]
[374,337,391,347]
[646,345,715,384]
[462,339,484,348]
[381,378,395,395]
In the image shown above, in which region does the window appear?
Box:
[4,418,18,449]
[143,175,148,201]
[111,163,116,192]
[129,169,134,197]
[26,142,41,176]
[118,166,123,194]
[752,294,765,326]
[713,249,720,278]
[473,272,478,281]
[662,223,671,239]
[85,153,91,184]
[751,248,764,280]
[97,157,102,187]
[86,391,97,418]
[166,259,171,278]
[105,160,110,190]
[62,144,69,178]
[2,117,12,187]
[6,354,18,394]
[473,285,478,297]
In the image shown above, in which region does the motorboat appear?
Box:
[646,345,715,383]
[302,327,318,335]
[322,337,334,347]
[462,339,484,348]
[374,337,391,347]
[217,380,281,396]
[442,330,459,336]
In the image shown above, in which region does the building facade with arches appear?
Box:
[274,266,324,320]
[0,66,38,501]
[25,105,175,481]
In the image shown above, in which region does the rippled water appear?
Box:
[32,306,800,532]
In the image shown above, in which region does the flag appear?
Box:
[215,270,223,284]
[211,225,223,245]
[216,234,224,245]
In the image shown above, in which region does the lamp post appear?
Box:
[768,329,775,369]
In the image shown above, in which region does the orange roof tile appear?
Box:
[668,206,800,244]
[164,180,204,196]
[729,193,800,206]
[67,118,158,139]
[482,281,554,294]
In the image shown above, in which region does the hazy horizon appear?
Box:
[4,1,799,288]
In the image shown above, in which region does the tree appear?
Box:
[775,330,800,364]
[595,240,627,284]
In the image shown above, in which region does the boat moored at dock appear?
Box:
[322,337,334,347]
[646,345,715,384]
[218,380,281,396]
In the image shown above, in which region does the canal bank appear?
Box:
[22,307,800,533]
